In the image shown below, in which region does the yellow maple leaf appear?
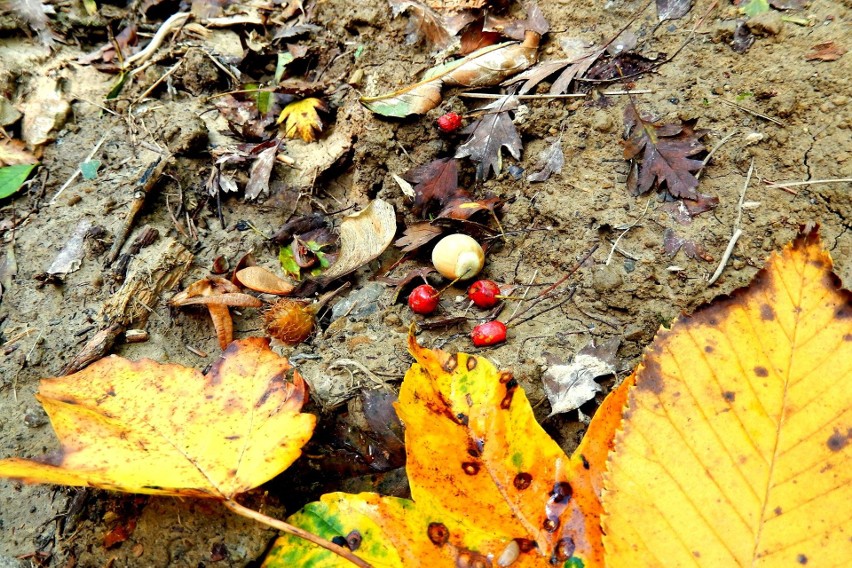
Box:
[0,338,316,499]
[602,230,852,566]
[263,332,607,567]
[277,98,326,142]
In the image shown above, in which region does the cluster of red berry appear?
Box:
[408,280,507,347]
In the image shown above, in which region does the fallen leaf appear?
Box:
[21,78,70,149]
[263,332,607,567]
[46,219,91,277]
[170,277,263,349]
[235,266,295,295]
[404,157,459,217]
[656,0,692,21]
[394,221,444,253]
[245,141,280,200]
[0,338,316,499]
[389,0,475,50]
[505,40,604,95]
[542,338,620,416]
[0,138,38,166]
[455,95,522,180]
[361,32,540,117]
[731,20,756,53]
[527,135,564,182]
[7,0,57,47]
[622,103,708,199]
[603,230,852,566]
[0,163,37,199]
[806,41,846,62]
[317,199,396,284]
[277,98,327,142]
[662,227,714,261]
[458,18,503,55]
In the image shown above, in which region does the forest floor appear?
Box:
[0,0,849,566]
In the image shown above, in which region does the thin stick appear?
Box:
[719,98,785,127]
[696,130,737,179]
[221,499,372,568]
[50,132,109,204]
[122,12,191,69]
[605,197,650,266]
[459,90,652,100]
[708,158,753,286]
[135,59,183,103]
[764,177,852,189]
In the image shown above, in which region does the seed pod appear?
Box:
[432,234,485,280]
[264,299,317,345]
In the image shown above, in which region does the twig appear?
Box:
[508,269,538,322]
[135,59,184,103]
[122,12,191,69]
[509,288,576,328]
[605,197,650,265]
[328,359,388,388]
[696,130,737,179]
[719,98,785,127]
[50,132,110,204]
[708,158,753,286]
[458,90,652,100]
[222,499,372,568]
[763,177,852,190]
[107,156,173,264]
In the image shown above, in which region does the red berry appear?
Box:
[471,320,507,347]
[408,284,440,314]
[467,279,501,308]
[437,112,462,133]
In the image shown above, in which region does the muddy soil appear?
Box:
[1,0,850,566]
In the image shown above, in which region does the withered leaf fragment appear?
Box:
[455,95,522,180]
[622,104,707,200]
[389,0,475,51]
[505,39,604,95]
[806,41,846,62]
[170,277,262,349]
[277,98,327,142]
[245,140,280,201]
[663,228,714,262]
[361,31,540,117]
[404,158,458,217]
[527,135,564,182]
[656,0,692,21]
[542,338,620,416]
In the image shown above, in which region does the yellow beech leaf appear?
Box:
[277,98,326,142]
[0,338,316,499]
[263,332,606,567]
[602,230,852,567]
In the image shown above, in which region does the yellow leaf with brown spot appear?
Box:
[277,98,326,142]
[0,338,316,499]
[263,333,606,567]
[602,230,852,567]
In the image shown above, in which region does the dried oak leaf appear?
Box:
[527,135,564,182]
[395,222,444,253]
[0,338,316,499]
[806,41,846,62]
[622,104,707,200]
[263,332,608,567]
[662,227,714,262]
[505,39,604,95]
[542,338,620,416]
[277,98,327,142]
[389,0,475,51]
[603,229,852,566]
[404,157,459,216]
[455,95,522,181]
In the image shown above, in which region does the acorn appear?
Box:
[431,234,485,281]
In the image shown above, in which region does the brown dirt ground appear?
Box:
[1,0,850,566]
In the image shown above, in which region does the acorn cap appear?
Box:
[431,234,485,280]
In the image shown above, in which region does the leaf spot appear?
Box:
[760,303,776,321]
[515,538,536,553]
[553,537,575,561]
[466,357,477,371]
[462,461,480,475]
[704,345,714,353]
[345,530,362,551]
[774,506,783,515]
[754,366,769,377]
[513,472,532,490]
[722,391,736,402]
[797,554,808,564]
[542,518,559,533]
[826,430,849,452]
[427,522,449,546]
[443,354,459,373]
[550,481,573,503]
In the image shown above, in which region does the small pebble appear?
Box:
[23,407,48,428]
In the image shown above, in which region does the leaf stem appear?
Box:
[222,499,373,568]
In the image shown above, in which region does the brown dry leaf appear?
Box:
[0,339,316,499]
[603,230,852,566]
[806,41,846,62]
[170,276,262,349]
[361,32,540,117]
[245,140,280,201]
[0,138,38,166]
[277,98,326,142]
[235,266,295,295]
[542,338,620,416]
[622,103,707,199]
[263,333,607,567]
[395,222,444,253]
[404,157,459,216]
[527,135,565,182]
[505,39,604,95]
[318,199,396,284]
[662,227,714,261]
[389,0,475,50]
[455,95,522,180]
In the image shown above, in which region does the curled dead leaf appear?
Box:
[235,266,295,295]
[318,199,396,284]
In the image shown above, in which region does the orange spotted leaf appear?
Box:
[277,98,326,142]
[602,230,852,566]
[0,339,316,499]
[263,333,605,567]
